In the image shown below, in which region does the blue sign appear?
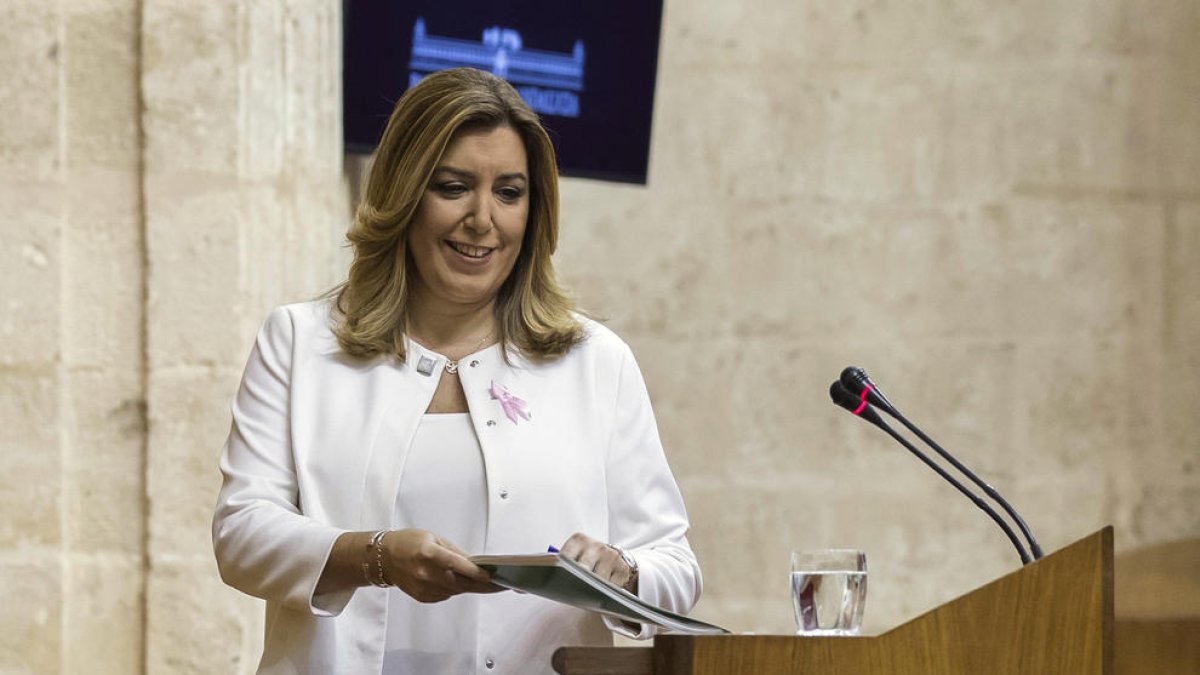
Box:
[409,18,586,118]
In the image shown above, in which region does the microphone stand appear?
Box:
[830,382,1033,565]
[841,368,1044,560]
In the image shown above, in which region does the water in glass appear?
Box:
[790,549,867,636]
[791,570,867,635]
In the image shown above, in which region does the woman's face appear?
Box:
[408,124,530,311]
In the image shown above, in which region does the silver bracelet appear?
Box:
[363,530,391,588]
[607,543,639,589]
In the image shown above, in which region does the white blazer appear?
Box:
[212,301,701,674]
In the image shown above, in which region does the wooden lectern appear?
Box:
[553,528,1113,675]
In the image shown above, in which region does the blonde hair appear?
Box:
[331,68,583,362]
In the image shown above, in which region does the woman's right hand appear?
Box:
[381,529,502,603]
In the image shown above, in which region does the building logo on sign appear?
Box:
[409,18,585,118]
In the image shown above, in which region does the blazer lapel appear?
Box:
[356,346,442,528]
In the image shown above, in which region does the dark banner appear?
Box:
[344,1,665,184]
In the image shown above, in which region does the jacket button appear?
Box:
[499,489,509,499]
[485,658,495,669]
[470,359,480,367]
[486,420,496,427]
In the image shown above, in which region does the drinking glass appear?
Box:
[790,549,867,636]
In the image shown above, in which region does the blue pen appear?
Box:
[547,545,559,553]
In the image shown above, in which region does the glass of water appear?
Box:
[791,549,867,636]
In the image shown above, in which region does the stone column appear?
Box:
[140,1,345,671]
[1,1,145,672]
[0,1,345,673]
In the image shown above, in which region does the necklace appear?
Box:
[443,331,494,374]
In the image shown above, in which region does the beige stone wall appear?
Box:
[141,2,345,670]
[553,0,1200,635]
[2,2,145,672]
[1,1,1197,672]
[1,1,345,673]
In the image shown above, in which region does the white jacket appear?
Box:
[212,301,701,674]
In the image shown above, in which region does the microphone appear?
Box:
[839,367,1044,560]
[829,380,1033,565]
[840,366,895,412]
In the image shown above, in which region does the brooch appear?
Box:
[489,381,531,425]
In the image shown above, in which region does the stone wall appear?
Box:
[2,1,145,671]
[0,1,346,672]
[141,2,345,670]
[552,0,1200,634]
[1,1,1197,672]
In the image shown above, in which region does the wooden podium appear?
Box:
[553,528,1113,675]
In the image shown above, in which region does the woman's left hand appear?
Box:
[559,532,637,592]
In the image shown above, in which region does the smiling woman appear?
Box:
[211,67,702,675]
[334,67,580,365]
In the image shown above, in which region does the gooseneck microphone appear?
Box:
[829,381,1033,565]
[839,366,1044,560]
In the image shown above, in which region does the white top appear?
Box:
[383,412,487,674]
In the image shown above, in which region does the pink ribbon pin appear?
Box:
[489,381,531,425]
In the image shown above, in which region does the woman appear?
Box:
[213,67,701,674]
